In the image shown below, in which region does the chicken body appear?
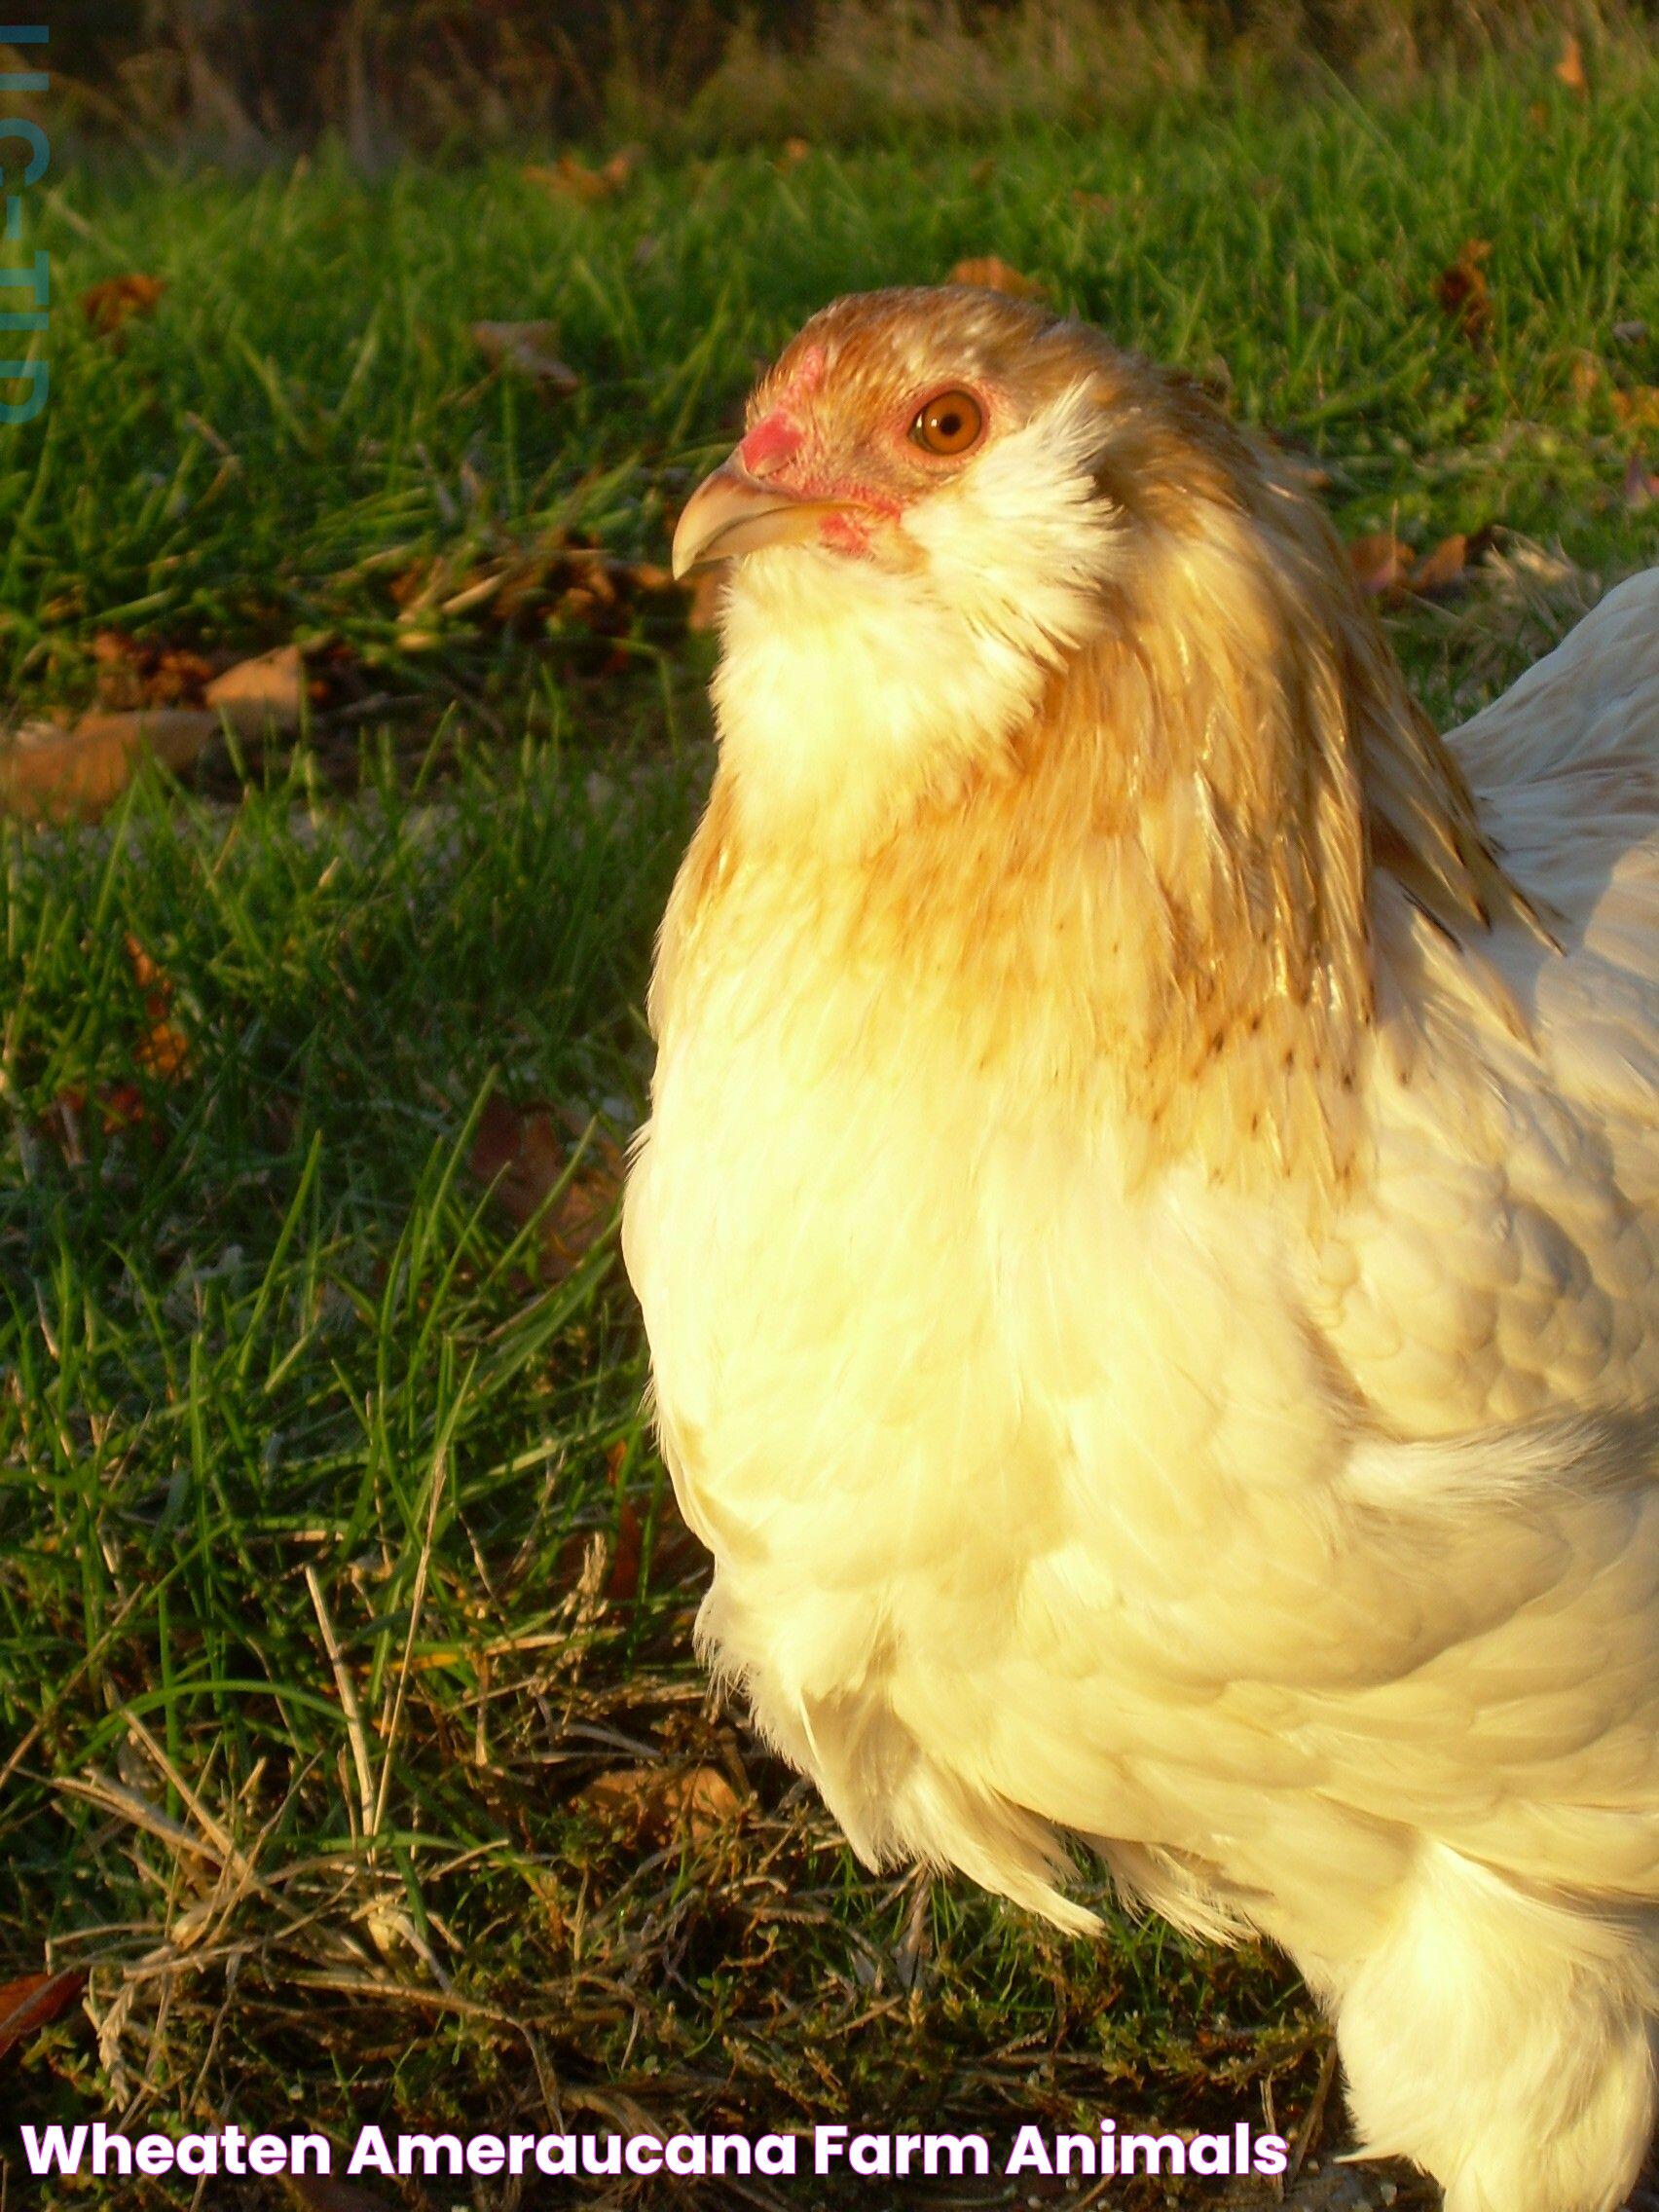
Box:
[622,288,1659,2212]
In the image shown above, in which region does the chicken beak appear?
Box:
[671,459,859,580]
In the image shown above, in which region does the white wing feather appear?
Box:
[1267,570,1659,1908]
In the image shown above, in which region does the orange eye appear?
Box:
[909,387,984,456]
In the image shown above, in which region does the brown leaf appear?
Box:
[204,643,306,735]
[968,156,997,188]
[622,560,678,594]
[388,540,679,644]
[1568,351,1603,405]
[1610,387,1659,431]
[1623,452,1658,509]
[468,1098,624,1280]
[0,636,313,822]
[125,936,168,1000]
[121,934,191,1088]
[0,708,221,822]
[522,152,633,204]
[1434,239,1493,344]
[81,274,166,337]
[92,631,215,713]
[779,136,812,167]
[1612,320,1649,349]
[608,1500,645,1603]
[1346,531,1414,597]
[0,1970,86,2064]
[126,934,191,1086]
[1071,190,1118,219]
[48,934,192,1145]
[470,1095,566,1220]
[135,1027,190,1084]
[1554,32,1588,95]
[86,635,304,728]
[948,256,1046,301]
[1410,532,1468,596]
[598,1440,646,1603]
[561,549,619,608]
[471,320,579,397]
[579,1764,741,1844]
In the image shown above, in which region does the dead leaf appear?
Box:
[1434,239,1493,345]
[593,1439,652,1603]
[1554,32,1588,95]
[579,1764,741,1844]
[625,560,677,594]
[1528,97,1550,129]
[968,155,997,188]
[1610,387,1659,431]
[1568,352,1603,405]
[471,320,579,397]
[126,933,191,1085]
[81,273,166,337]
[470,1095,568,1224]
[125,938,167,999]
[469,1097,625,1280]
[522,152,633,204]
[550,1439,675,1606]
[387,537,682,646]
[608,1499,645,1603]
[0,632,317,821]
[204,644,306,734]
[47,936,192,1144]
[1611,320,1649,349]
[0,709,220,822]
[1410,532,1468,596]
[92,631,215,713]
[1071,190,1118,219]
[1623,452,1658,509]
[779,136,812,167]
[1346,531,1414,597]
[948,256,1046,301]
[0,1970,86,2065]
[135,1028,189,1082]
[80,635,306,730]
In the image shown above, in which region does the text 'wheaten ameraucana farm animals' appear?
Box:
[621,284,1659,2212]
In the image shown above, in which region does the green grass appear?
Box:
[2,47,1658,2209]
[9,56,1659,728]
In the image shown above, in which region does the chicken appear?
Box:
[621,284,1659,2212]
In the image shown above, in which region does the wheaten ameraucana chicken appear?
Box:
[621,286,1659,2212]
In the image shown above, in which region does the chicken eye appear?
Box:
[910,388,983,456]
